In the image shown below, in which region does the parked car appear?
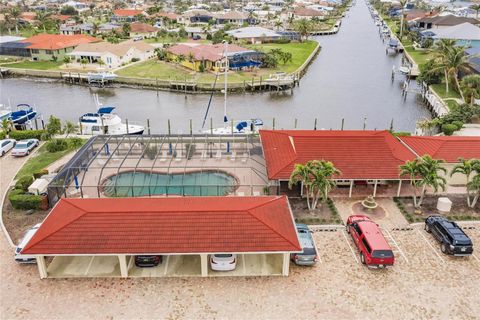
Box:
[11,139,39,157]
[15,223,41,263]
[0,139,16,156]
[134,255,163,267]
[425,215,474,256]
[210,254,237,271]
[346,215,395,268]
[291,223,318,266]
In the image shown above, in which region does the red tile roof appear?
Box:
[130,22,158,33]
[113,9,144,17]
[400,136,480,163]
[166,43,250,62]
[260,130,416,180]
[22,34,99,50]
[21,196,300,255]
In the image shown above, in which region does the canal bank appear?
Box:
[0,1,430,133]
[1,42,321,94]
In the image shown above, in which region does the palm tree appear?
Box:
[274,20,283,31]
[35,11,51,33]
[289,160,340,210]
[451,158,480,208]
[289,163,313,209]
[470,4,480,19]
[399,158,423,207]
[10,6,21,34]
[399,0,407,39]
[293,19,312,42]
[92,21,100,36]
[63,121,78,137]
[431,40,471,99]
[400,155,447,208]
[460,74,480,106]
[467,174,480,208]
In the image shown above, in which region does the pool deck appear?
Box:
[64,143,269,199]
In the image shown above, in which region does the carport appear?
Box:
[22,196,301,279]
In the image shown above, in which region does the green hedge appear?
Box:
[9,191,43,210]
[15,176,34,191]
[46,139,68,152]
[9,130,47,141]
[0,131,5,140]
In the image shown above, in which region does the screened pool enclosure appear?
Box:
[47,134,269,206]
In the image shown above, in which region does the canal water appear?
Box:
[0,1,431,133]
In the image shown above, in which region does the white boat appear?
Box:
[206,119,264,135]
[398,66,411,74]
[0,105,12,122]
[79,106,144,135]
[202,41,263,135]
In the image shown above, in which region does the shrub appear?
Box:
[45,139,68,153]
[67,137,84,150]
[33,169,49,179]
[131,57,140,63]
[0,131,5,140]
[9,192,43,210]
[15,176,34,191]
[451,120,464,130]
[144,145,158,160]
[9,130,46,141]
[441,123,457,136]
[270,38,291,44]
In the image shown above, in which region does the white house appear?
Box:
[69,40,155,69]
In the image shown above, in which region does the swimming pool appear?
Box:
[103,171,237,197]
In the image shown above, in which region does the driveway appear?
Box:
[1,152,479,319]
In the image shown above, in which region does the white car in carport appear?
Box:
[210,254,237,271]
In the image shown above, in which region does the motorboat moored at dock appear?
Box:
[79,106,144,135]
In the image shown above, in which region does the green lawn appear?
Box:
[0,60,63,70]
[430,83,462,100]
[116,40,319,83]
[247,40,318,73]
[115,60,193,79]
[15,139,86,179]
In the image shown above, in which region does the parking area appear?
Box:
[44,254,284,278]
[309,223,479,270]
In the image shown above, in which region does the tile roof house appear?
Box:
[23,196,300,278]
[431,23,480,47]
[260,130,416,181]
[127,22,158,38]
[0,34,100,60]
[69,40,155,68]
[416,14,479,29]
[226,26,282,44]
[112,9,147,22]
[400,136,480,163]
[291,7,325,20]
[213,11,255,25]
[166,43,258,71]
[400,135,480,185]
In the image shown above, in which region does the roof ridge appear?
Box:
[247,197,300,249]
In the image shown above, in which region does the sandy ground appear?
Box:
[1,153,480,319]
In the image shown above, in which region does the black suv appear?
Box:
[425,216,474,256]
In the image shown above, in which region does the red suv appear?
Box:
[346,215,395,268]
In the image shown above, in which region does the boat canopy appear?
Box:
[97,106,115,114]
[236,121,249,131]
[17,103,31,109]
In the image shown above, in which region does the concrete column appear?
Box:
[397,180,402,197]
[36,255,48,279]
[118,255,128,278]
[200,254,208,277]
[373,180,378,197]
[282,253,290,276]
[349,180,354,198]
